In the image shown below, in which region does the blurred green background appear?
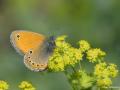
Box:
[0,0,120,90]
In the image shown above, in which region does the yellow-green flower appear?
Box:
[94,62,108,78]
[87,48,106,63]
[94,62,118,78]
[0,80,9,90]
[55,35,70,48]
[48,54,65,71]
[97,78,112,88]
[55,35,67,41]
[94,62,118,88]
[19,81,36,90]
[107,64,118,77]
[64,47,83,66]
[79,40,90,52]
[68,70,95,89]
[79,71,95,89]
[48,36,83,72]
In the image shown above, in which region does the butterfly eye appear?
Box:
[32,63,34,65]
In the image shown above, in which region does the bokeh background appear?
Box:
[0,0,120,90]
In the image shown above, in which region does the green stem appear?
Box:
[79,61,82,71]
[71,66,77,73]
[97,87,100,90]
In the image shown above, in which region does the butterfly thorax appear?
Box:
[43,36,56,54]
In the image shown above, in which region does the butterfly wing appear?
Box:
[24,45,50,71]
[10,30,46,55]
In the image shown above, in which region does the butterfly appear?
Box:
[10,30,56,72]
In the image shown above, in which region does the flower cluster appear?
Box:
[86,48,106,63]
[68,70,95,89]
[79,40,90,52]
[0,80,9,90]
[19,81,36,90]
[48,35,83,71]
[0,80,36,90]
[94,62,118,87]
[48,35,119,89]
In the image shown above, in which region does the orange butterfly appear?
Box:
[10,30,55,72]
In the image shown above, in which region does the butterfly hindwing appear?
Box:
[24,45,49,71]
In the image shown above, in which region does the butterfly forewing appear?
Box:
[10,30,46,55]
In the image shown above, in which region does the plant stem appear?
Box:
[71,66,77,73]
[79,61,82,70]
